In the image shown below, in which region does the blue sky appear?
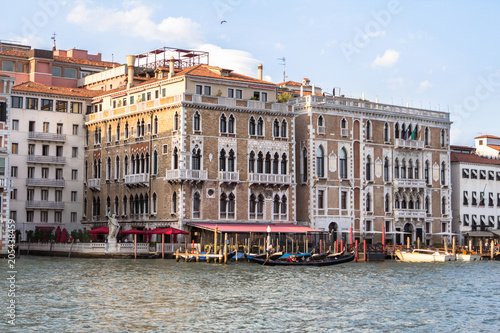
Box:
[2,0,500,146]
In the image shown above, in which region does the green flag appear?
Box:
[410,126,417,140]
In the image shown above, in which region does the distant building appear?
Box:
[0,74,15,253]
[450,141,500,245]
[292,91,452,246]
[474,135,500,158]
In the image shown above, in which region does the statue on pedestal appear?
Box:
[107,212,120,243]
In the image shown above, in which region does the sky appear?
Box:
[1,0,500,146]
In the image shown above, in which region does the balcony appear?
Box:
[124,173,150,186]
[28,132,66,142]
[249,173,292,186]
[26,178,65,187]
[0,178,10,189]
[218,171,239,182]
[88,178,101,191]
[393,178,426,189]
[341,128,349,137]
[318,126,325,135]
[165,169,208,182]
[394,209,426,219]
[27,155,66,164]
[26,201,65,210]
[394,139,424,150]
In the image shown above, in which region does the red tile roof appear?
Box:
[487,144,500,152]
[13,81,102,98]
[451,151,500,165]
[278,81,303,86]
[0,50,28,58]
[53,56,119,68]
[176,64,275,86]
[475,135,500,139]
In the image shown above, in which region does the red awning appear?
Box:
[149,227,189,235]
[119,229,146,235]
[187,223,321,234]
[88,226,109,234]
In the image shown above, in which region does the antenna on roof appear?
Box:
[51,32,57,51]
[278,57,286,82]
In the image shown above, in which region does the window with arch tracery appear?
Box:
[339,148,347,179]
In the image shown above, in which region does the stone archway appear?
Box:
[404,223,414,246]
[328,222,338,243]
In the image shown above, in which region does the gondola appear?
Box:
[248,252,355,266]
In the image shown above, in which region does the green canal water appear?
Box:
[1,256,499,332]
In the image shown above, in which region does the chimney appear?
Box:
[168,56,174,79]
[126,55,136,89]
[257,63,263,80]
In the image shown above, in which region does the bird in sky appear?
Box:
[221,20,227,24]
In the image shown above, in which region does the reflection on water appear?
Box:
[1,257,499,332]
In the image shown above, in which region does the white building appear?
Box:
[9,82,99,239]
[0,75,15,253]
[450,143,500,245]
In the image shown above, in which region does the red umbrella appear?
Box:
[165,227,189,235]
[92,234,97,242]
[148,227,168,234]
[119,229,146,235]
[55,226,61,242]
[60,228,68,242]
[89,226,109,234]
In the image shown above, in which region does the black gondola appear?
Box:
[248,252,355,266]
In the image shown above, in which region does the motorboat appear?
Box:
[455,250,481,261]
[395,249,455,262]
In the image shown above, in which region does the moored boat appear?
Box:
[248,252,354,266]
[395,249,454,262]
[456,251,481,261]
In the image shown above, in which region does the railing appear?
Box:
[318,126,325,135]
[394,138,424,149]
[88,178,101,190]
[27,155,66,164]
[28,132,66,142]
[249,173,291,184]
[0,178,9,188]
[18,241,194,254]
[393,209,426,219]
[165,169,208,181]
[124,173,150,185]
[26,201,65,209]
[393,178,426,188]
[26,178,65,187]
[290,95,450,121]
[218,171,239,182]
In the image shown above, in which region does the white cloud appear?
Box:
[67,2,202,46]
[418,80,433,93]
[372,49,400,68]
[66,1,262,78]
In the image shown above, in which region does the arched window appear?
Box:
[302,147,308,182]
[273,119,280,137]
[116,123,121,141]
[281,195,287,219]
[415,197,420,210]
[124,122,129,138]
[106,196,111,215]
[339,147,347,179]
[152,193,157,214]
[281,120,287,138]
[316,146,324,178]
[409,198,414,209]
[273,194,280,219]
[106,157,112,180]
[220,114,227,133]
[273,152,279,174]
[415,160,420,180]
[425,196,430,213]
[123,195,128,215]
[394,158,400,178]
[394,195,400,209]
[114,196,119,216]
[341,118,347,129]
[257,117,264,136]
[366,120,371,140]
[154,116,159,134]
[193,192,200,218]
[395,123,400,139]
[249,194,256,219]
[136,120,140,137]
[249,151,255,173]
[257,194,264,219]
[115,156,120,180]
[172,192,177,213]
[220,193,227,218]
[193,112,200,132]
[265,152,272,174]
[441,162,446,185]
[441,196,446,214]
[384,157,389,182]
[124,155,128,176]
[366,193,371,212]
[281,153,287,175]
[385,194,390,212]
[228,114,235,134]
[408,160,413,179]
[228,150,235,172]
[401,123,406,139]
[424,127,430,146]
[401,159,407,179]
[130,195,134,215]
[384,122,389,142]
[318,115,324,127]
[249,116,256,135]
[228,193,235,219]
[174,112,179,131]
[192,148,201,170]
[401,197,407,209]
[140,119,145,137]
[257,152,264,173]
[440,129,446,147]
[173,147,179,169]
[424,160,430,184]
[107,124,112,142]
[219,149,226,171]
[366,155,371,181]
[153,150,158,175]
